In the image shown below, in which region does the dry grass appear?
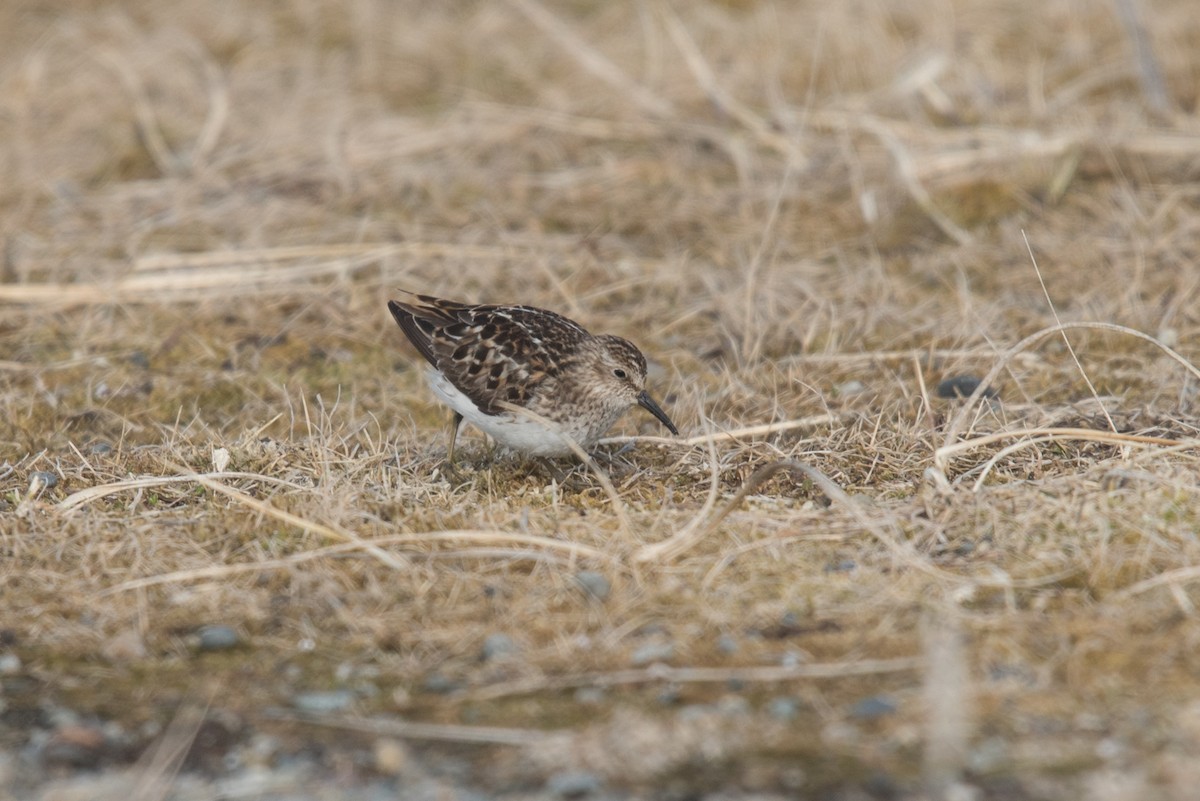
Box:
[5,0,1200,797]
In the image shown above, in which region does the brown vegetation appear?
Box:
[4,0,1200,797]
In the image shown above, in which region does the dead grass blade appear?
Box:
[93,47,179,176]
[506,0,674,118]
[921,613,971,794]
[1113,565,1200,605]
[126,701,209,801]
[934,322,1200,477]
[936,427,1183,491]
[1024,230,1116,433]
[57,472,313,512]
[600,413,846,448]
[1113,0,1171,115]
[100,530,614,596]
[162,462,410,571]
[469,656,923,702]
[261,711,546,746]
[132,241,537,271]
[855,115,972,245]
[639,459,1075,591]
[659,5,808,166]
[634,418,722,563]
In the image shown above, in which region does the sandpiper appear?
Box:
[388,291,678,461]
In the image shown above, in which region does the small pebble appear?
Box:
[40,725,107,768]
[197,625,240,651]
[29,471,57,491]
[373,737,411,776]
[936,375,996,399]
[780,651,804,669]
[768,696,801,721]
[0,653,20,675]
[574,687,607,705]
[864,773,900,798]
[849,695,897,720]
[574,571,611,601]
[678,703,713,723]
[102,629,147,662]
[630,641,675,666]
[716,695,750,717]
[245,733,282,767]
[421,673,461,695]
[546,771,602,798]
[292,690,355,714]
[836,380,866,396]
[656,684,682,705]
[480,633,518,661]
[716,634,739,655]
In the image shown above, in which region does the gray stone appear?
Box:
[630,641,674,666]
[480,632,518,661]
[547,771,602,797]
[197,625,240,651]
[849,695,897,720]
[767,696,800,721]
[292,690,356,713]
[574,570,611,601]
[29,471,57,490]
[716,634,739,654]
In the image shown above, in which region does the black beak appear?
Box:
[637,390,679,435]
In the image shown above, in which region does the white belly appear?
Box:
[425,368,592,457]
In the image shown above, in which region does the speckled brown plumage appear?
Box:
[388,291,678,459]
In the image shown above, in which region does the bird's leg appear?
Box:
[445,411,464,466]
[437,412,468,484]
[534,457,570,484]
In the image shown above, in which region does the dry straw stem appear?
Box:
[600,412,848,448]
[0,252,379,306]
[933,321,1200,479]
[921,613,971,792]
[1114,564,1200,603]
[262,711,547,746]
[839,114,974,246]
[658,4,808,167]
[1113,0,1171,115]
[125,702,210,801]
[959,428,1183,492]
[100,529,613,597]
[636,458,1071,591]
[56,471,312,512]
[633,417,724,563]
[1024,230,1116,434]
[469,656,923,702]
[505,0,674,119]
[162,462,410,571]
[3,241,550,306]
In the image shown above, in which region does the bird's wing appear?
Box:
[388,293,588,415]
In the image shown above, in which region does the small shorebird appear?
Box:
[388,291,678,462]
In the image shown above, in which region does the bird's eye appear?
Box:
[613,368,627,379]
